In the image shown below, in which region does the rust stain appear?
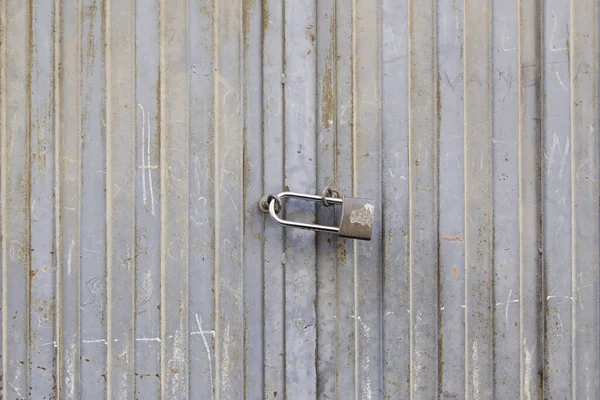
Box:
[36,136,47,177]
[242,0,256,56]
[442,235,463,242]
[29,269,37,278]
[261,1,270,38]
[337,243,347,266]
[320,20,335,130]
[199,3,211,17]
[310,32,316,42]
[437,68,442,153]
[243,133,252,230]
[450,266,459,278]
[82,2,98,77]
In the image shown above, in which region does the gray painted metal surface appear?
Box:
[0,0,598,399]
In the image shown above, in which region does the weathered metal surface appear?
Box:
[0,0,599,399]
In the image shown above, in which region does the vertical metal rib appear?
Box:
[29,0,57,397]
[542,0,572,396]
[241,0,265,398]
[570,0,599,397]
[315,0,337,396]
[408,0,439,396]
[56,0,83,397]
[518,0,543,397]
[353,0,383,398]
[134,0,161,397]
[491,0,520,397]
[381,0,410,397]
[0,0,4,391]
[105,0,136,396]
[333,0,356,396]
[262,0,286,397]
[188,0,216,398]
[80,0,107,395]
[464,0,493,398]
[282,0,318,397]
[437,0,466,396]
[2,0,31,398]
[214,0,244,398]
[160,0,190,397]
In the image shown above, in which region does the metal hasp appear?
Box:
[259,189,375,241]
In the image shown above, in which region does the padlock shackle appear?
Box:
[269,191,343,234]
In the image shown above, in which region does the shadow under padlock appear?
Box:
[259,187,375,241]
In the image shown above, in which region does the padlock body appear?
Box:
[338,198,375,240]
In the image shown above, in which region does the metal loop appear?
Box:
[267,191,341,234]
[260,194,282,214]
[321,186,340,207]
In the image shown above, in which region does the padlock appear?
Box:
[337,197,375,240]
[259,188,375,241]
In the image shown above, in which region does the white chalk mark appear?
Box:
[355,315,370,338]
[549,12,567,52]
[559,139,569,179]
[494,289,519,328]
[190,215,203,226]
[221,186,238,213]
[546,295,572,301]
[147,109,156,215]
[9,383,24,399]
[222,324,233,395]
[361,355,372,400]
[472,339,480,400]
[556,312,564,337]
[67,239,75,276]
[523,338,535,400]
[454,14,459,46]
[195,314,215,400]
[555,70,567,91]
[82,338,118,344]
[136,337,161,342]
[138,104,147,207]
[501,18,517,51]
[82,339,107,344]
[190,330,216,336]
[546,132,570,179]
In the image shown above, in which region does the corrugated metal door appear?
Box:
[1,0,599,398]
